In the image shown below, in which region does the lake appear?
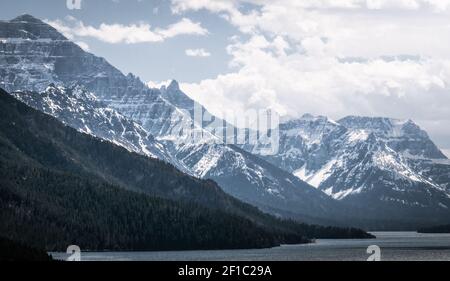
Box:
[51,232,450,261]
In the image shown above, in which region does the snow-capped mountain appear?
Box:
[339,116,450,204]
[0,14,342,222]
[339,116,447,160]
[0,14,145,100]
[245,114,450,223]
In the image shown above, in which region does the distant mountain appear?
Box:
[338,116,447,159]
[0,14,345,223]
[339,116,450,194]
[245,114,450,225]
[1,88,377,251]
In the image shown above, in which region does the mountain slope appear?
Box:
[10,84,190,172]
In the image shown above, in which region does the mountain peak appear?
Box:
[160,80,195,110]
[167,80,180,91]
[301,113,315,119]
[11,14,43,24]
[297,113,339,126]
[0,14,66,40]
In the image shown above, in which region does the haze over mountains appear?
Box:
[1,14,449,229]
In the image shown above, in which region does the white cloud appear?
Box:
[170,0,450,59]
[185,48,211,57]
[174,0,450,148]
[171,0,236,14]
[182,36,450,122]
[171,0,450,14]
[157,18,209,39]
[45,17,208,44]
[178,1,450,58]
[147,80,172,89]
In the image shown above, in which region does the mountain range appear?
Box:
[1,14,449,228]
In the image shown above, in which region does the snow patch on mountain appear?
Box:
[373,148,422,182]
[325,186,364,200]
[294,158,342,188]
[348,129,369,143]
[191,145,223,177]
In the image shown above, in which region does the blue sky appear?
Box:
[1,0,450,153]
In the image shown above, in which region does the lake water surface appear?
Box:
[51,232,450,261]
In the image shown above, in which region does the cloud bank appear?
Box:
[46,16,208,44]
[172,0,450,149]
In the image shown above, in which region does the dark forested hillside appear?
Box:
[0,163,288,251]
[0,88,373,252]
